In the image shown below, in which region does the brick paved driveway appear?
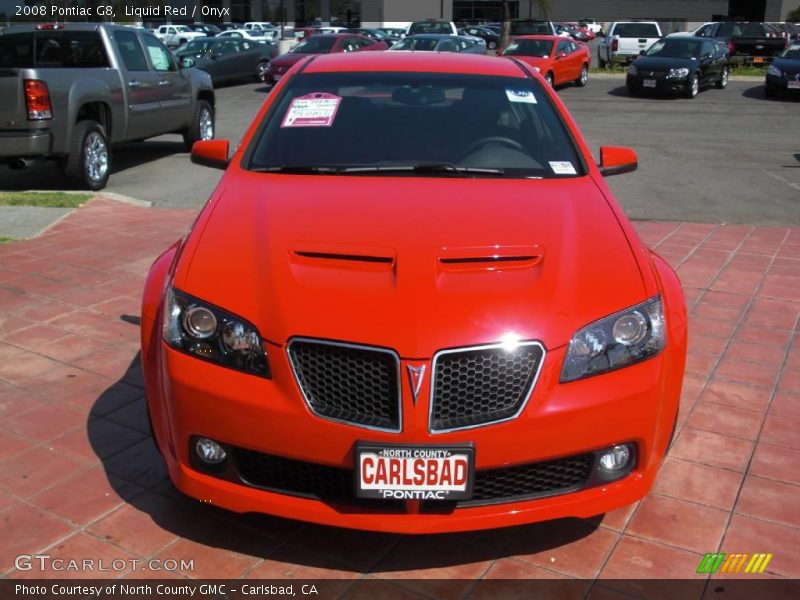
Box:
[1,199,798,595]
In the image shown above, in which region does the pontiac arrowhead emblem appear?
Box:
[406,365,426,404]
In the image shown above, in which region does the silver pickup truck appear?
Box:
[0,23,215,190]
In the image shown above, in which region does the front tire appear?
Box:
[598,51,607,69]
[182,100,215,151]
[256,60,269,83]
[545,72,554,87]
[685,73,699,99]
[715,66,729,89]
[63,120,110,191]
[576,64,589,87]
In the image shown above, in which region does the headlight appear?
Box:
[666,67,690,79]
[767,65,782,77]
[561,296,666,383]
[628,64,637,76]
[163,288,270,378]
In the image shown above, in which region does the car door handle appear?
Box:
[158,80,170,86]
[128,80,140,88]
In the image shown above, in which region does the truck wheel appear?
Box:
[63,120,110,191]
[256,60,269,83]
[183,100,215,151]
[598,52,607,68]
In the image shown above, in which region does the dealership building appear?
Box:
[189,0,799,25]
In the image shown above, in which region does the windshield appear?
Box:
[0,31,109,68]
[246,72,584,179]
[291,37,337,53]
[182,39,215,55]
[408,22,452,35]
[392,38,439,51]
[718,22,767,37]
[783,44,800,58]
[175,26,192,33]
[614,23,660,38]
[645,39,703,58]
[501,39,554,57]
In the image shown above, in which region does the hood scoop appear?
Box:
[290,243,396,271]
[438,244,544,272]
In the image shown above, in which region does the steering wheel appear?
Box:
[464,136,524,156]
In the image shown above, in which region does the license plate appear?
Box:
[643,79,657,88]
[355,444,474,501]
[788,81,800,89]
[753,57,764,64]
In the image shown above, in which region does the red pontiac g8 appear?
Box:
[141,52,687,533]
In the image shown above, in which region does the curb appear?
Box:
[100,192,153,208]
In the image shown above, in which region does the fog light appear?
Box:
[195,438,226,464]
[599,444,631,471]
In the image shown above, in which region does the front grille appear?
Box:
[234,447,593,510]
[235,448,403,509]
[430,343,545,432]
[287,339,401,431]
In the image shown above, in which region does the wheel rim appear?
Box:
[199,109,214,140]
[722,68,728,86]
[84,132,108,183]
[546,74,553,86]
[258,62,268,81]
[580,67,588,84]
[691,77,699,96]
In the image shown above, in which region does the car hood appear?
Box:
[176,175,647,356]
[773,57,800,73]
[633,56,698,70]
[510,55,554,68]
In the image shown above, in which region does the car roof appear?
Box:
[302,52,527,77]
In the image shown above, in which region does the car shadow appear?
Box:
[0,140,187,191]
[606,85,682,100]
[741,83,800,102]
[89,346,606,574]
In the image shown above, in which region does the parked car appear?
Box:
[143,50,686,534]
[244,22,276,32]
[154,24,205,49]
[0,23,215,190]
[690,21,787,63]
[264,34,388,84]
[216,29,274,44]
[378,27,406,41]
[407,20,459,36]
[765,42,800,97]
[348,27,396,46]
[510,19,558,37]
[175,37,278,85]
[555,23,591,42]
[460,25,500,50]
[390,34,486,54]
[499,35,591,87]
[578,19,603,35]
[188,24,223,37]
[627,36,728,98]
[598,21,662,66]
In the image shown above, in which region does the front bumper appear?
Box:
[146,330,682,533]
[0,130,51,158]
[627,74,689,95]
[766,73,800,93]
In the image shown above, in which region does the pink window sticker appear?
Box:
[280,93,343,128]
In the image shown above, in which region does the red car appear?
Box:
[264,34,388,84]
[500,35,591,88]
[142,52,687,534]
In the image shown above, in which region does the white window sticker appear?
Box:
[506,88,537,104]
[549,161,577,175]
[147,47,169,71]
[281,93,342,128]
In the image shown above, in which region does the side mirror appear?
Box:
[639,49,646,55]
[598,146,638,177]
[181,57,195,68]
[191,139,230,170]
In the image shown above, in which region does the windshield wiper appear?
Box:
[339,164,506,177]
[249,166,345,175]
